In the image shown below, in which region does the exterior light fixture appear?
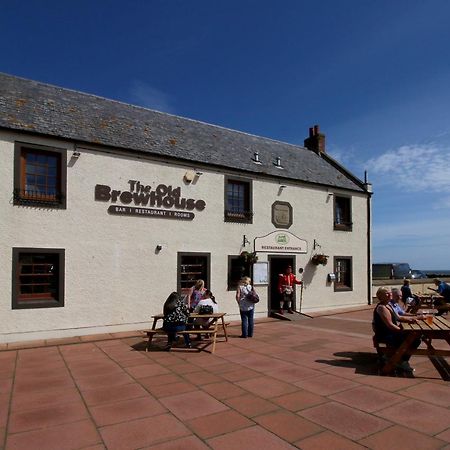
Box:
[72,151,81,158]
[156,244,163,252]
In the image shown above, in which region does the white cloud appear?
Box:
[367,144,450,193]
[128,80,175,114]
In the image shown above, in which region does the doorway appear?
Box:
[268,255,296,313]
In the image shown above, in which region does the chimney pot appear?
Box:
[304,124,326,154]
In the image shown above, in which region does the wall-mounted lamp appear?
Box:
[156,244,163,252]
[313,239,321,250]
[72,151,81,158]
[280,185,287,190]
[195,171,203,176]
[328,273,336,282]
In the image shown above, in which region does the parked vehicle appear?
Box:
[411,270,427,279]
[372,263,412,280]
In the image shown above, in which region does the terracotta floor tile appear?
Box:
[359,425,446,450]
[254,410,322,442]
[436,428,450,443]
[13,375,74,394]
[207,425,297,450]
[400,381,450,407]
[124,363,171,379]
[186,409,253,439]
[220,367,261,382]
[9,401,89,433]
[5,419,101,450]
[294,373,358,396]
[0,394,8,428]
[0,378,12,395]
[74,372,134,391]
[160,390,228,420]
[375,399,450,434]
[223,394,279,418]
[141,435,210,449]
[295,430,367,450]
[45,336,82,346]
[168,363,202,375]
[236,376,298,399]
[299,401,391,441]
[144,381,199,399]
[139,373,184,389]
[201,381,246,400]
[7,340,46,350]
[89,395,166,426]
[357,374,422,392]
[181,370,222,386]
[329,385,406,413]
[99,413,190,450]
[11,386,82,412]
[82,382,148,406]
[266,365,321,382]
[271,390,328,412]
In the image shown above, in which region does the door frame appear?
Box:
[268,255,296,313]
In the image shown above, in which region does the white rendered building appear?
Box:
[0,73,372,343]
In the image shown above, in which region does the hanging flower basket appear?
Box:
[311,253,329,266]
[240,251,258,265]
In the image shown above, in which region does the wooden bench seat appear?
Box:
[145,328,219,352]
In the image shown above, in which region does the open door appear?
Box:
[268,256,295,315]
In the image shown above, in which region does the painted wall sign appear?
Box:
[254,231,308,254]
[271,201,293,229]
[95,179,206,220]
[108,205,194,220]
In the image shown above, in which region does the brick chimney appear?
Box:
[304,124,325,154]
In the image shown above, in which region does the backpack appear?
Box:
[198,304,214,315]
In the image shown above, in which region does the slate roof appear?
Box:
[0,72,366,192]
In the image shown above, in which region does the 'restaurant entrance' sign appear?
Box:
[95,179,206,221]
[254,231,308,254]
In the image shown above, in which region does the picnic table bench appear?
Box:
[145,312,228,353]
[374,315,450,375]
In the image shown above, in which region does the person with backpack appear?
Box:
[194,289,218,329]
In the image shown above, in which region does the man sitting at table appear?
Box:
[429,278,450,316]
[389,288,418,320]
[373,287,420,372]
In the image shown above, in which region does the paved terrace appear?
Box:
[1,308,449,450]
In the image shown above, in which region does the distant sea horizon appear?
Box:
[422,270,450,276]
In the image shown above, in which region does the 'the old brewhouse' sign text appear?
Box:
[95,180,206,221]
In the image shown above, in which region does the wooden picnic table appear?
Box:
[146,312,228,353]
[406,294,440,313]
[381,315,450,375]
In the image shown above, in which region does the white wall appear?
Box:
[0,131,370,342]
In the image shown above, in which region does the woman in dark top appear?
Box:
[163,292,191,350]
[373,287,420,372]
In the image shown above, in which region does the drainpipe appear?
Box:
[364,171,373,305]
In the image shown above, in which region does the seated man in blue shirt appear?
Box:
[429,278,450,316]
[389,288,416,322]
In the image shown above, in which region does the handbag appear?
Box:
[245,288,259,304]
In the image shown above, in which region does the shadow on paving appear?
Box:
[316,351,450,380]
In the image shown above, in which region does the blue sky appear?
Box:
[1,1,450,269]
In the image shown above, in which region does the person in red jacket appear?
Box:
[278,266,302,314]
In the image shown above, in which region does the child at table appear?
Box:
[193,290,219,329]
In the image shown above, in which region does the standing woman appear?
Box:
[236,276,255,338]
[189,279,206,312]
